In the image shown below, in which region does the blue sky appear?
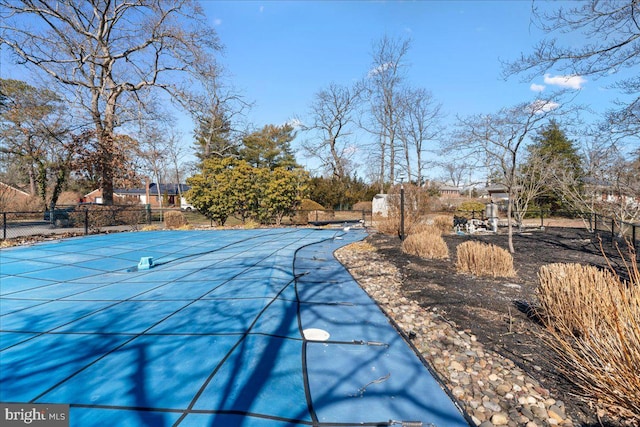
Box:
[1,1,632,179]
[202,1,622,126]
[198,0,631,176]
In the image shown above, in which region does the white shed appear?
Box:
[372,194,389,217]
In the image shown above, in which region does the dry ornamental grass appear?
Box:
[455,240,516,278]
[431,214,454,234]
[407,222,442,236]
[164,210,187,229]
[401,229,449,260]
[536,262,640,420]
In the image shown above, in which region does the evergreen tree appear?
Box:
[239,124,298,170]
[528,120,584,211]
[186,156,309,225]
[307,175,376,210]
[192,111,238,161]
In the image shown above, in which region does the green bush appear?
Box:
[457,201,485,216]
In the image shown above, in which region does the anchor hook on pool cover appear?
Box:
[389,420,429,427]
[350,373,391,397]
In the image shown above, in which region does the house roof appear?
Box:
[581,177,612,187]
[435,183,461,192]
[147,183,190,195]
[0,181,30,197]
[85,183,190,198]
[484,183,508,192]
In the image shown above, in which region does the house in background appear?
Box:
[84,182,191,208]
[432,182,462,198]
[0,181,32,210]
[582,177,640,208]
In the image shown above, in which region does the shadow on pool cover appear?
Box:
[0,228,470,426]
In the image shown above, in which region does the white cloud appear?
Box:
[529,99,560,114]
[368,62,393,77]
[259,5,264,13]
[543,73,586,89]
[344,145,359,156]
[213,18,222,26]
[287,118,304,129]
[530,83,546,92]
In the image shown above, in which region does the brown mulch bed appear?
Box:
[367,226,636,427]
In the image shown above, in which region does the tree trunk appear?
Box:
[404,139,412,183]
[507,189,515,253]
[100,130,115,206]
[99,94,119,206]
[378,135,386,193]
[28,166,36,196]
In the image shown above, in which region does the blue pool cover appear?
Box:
[0,228,469,426]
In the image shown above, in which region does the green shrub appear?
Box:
[457,201,485,217]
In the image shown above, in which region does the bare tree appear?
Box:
[454,98,562,252]
[549,129,639,235]
[398,87,443,185]
[602,148,640,233]
[574,134,639,232]
[363,35,411,191]
[512,147,556,230]
[1,0,221,204]
[0,78,81,210]
[165,130,189,203]
[137,126,169,207]
[303,82,361,179]
[186,68,252,161]
[504,0,640,140]
[438,159,475,189]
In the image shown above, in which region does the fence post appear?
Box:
[594,213,598,235]
[84,208,89,235]
[540,207,544,228]
[611,218,615,246]
[2,212,6,240]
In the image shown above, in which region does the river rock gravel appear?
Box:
[334,241,575,427]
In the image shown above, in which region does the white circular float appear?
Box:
[302,328,330,341]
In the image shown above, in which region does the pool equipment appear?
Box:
[137,256,154,270]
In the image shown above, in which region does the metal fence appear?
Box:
[1,206,158,240]
[456,208,639,252]
[296,209,371,226]
[1,207,374,241]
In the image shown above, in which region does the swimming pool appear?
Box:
[0,228,469,426]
